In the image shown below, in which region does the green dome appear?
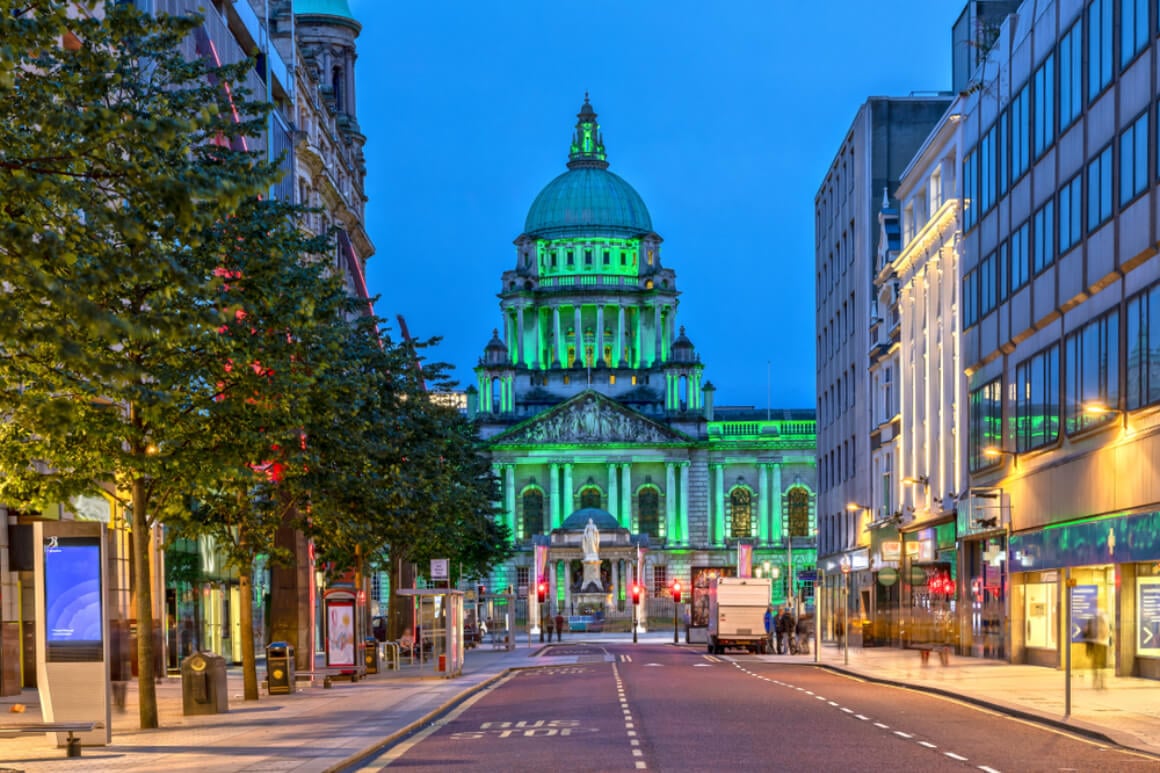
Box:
[524,167,652,239]
[523,96,653,239]
[294,0,355,19]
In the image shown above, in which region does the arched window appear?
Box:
[490,376,502,413]
[579,486,601,509]
[787,488,810,537]
[522,490,544,539]
[638,487,660,537]
[730,489,752,538]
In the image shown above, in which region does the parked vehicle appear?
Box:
[706,576,772,654]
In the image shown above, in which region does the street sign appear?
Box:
[430,558,449,580]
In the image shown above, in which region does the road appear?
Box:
[350,642,1158,772]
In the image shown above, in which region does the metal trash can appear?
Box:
[181,652,229,715]
[266,641,295,694]
[364,637,380,675]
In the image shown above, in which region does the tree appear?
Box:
[0,3,278,727]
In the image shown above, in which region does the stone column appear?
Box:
[552,306,563,366]
[608,463,619,525]
[505,464,517,538]
[548,463,559,532]
[617,305,626,365]
[653,305,662,366]
[772,463,784,541]
[596,305,605,365]
[758,463,769,543]
[621,464,633,531]
[665,462,677,541]
[562,463,574,525]
[679,463,690,545]
[714,464,725,544]
[573,306,582,367]
[516,306,525,366]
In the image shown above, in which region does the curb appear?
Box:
[810,662,1159,759]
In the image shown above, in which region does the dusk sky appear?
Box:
[351,0,965,409]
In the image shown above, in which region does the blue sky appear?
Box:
[351,0,965,409]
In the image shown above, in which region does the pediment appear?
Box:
[494,391,689,445]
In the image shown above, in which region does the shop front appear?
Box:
[956,491,1009,660]
[898,518,957,651]
[1009,509,1160,679]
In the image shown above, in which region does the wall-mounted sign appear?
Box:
[877,567,899,587]
[1139,579,1160,654]
[1070,585,1099,642]
[430,558,449,580]
[881,541,901,561]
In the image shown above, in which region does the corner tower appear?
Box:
[474,97,704,432]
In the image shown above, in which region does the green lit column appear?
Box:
[549,463,560,531]
[758,463,769,544]
[679,463,690,544]
[553,306,563,366]
[596,305,604,365]
[665,462,676,541]
[772,463,784,543]
[622,464,634,531]
[652,305,662,366]
[608,463,619,524]
[563,463,573,523]
[573,307,582,367]
[616,305,626,365]
[517,306,526,366]
[505,464,517,538]
[714,464,725,544]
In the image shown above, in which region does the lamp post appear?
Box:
[841,561,852,665]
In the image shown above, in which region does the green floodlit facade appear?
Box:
[470,98,818,629]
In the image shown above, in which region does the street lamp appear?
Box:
[901,475,929,487]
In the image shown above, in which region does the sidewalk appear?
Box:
[1,634,1157,770]
[773,642,1160,758]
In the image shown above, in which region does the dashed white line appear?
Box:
[855,715,870,721]
[894,731,913,739]
[874,722,889,729]
[945,752,969,761]
[840,707,854,714]
[978,766,1002,773]
[918,741,937,749]
[828,700,840,706]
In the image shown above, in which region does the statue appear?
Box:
[582,518,600,560]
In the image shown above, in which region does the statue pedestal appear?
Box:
[580,559,603,593]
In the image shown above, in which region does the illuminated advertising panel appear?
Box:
[44,537,103,661]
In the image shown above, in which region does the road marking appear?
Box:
[702,655,721,663]
[918,741,937,749]
[840,707,853,714]
[692,663,714,667]
[894,731,913,739]
[635,763,647,770]
[644,663,663,667]
[828,701,839,706]
[978,766,1002,773]
[874,722,889,729]
[855,715,870,721]
[632,749,643,757]
[945,752,968,761]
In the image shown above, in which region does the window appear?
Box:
[1025,578,1059,648]
[603,249,610,265]
[969,378,1004,471]
[963,270,978,328]
[1059,22,1083,130]
[1087,144,1114,231]
[1033,54,1055,158]
[979,124,997,213]
[1065,309,1120,434]
[996,239,1010,304]
[652,565,668,596]
[1126,283,1160,409]
[1033,200,1055,274]
[638,487,660,538]
[521,490,544,539]
[997,111,1009,196]
[516,566,530,594]
[787,488,810,538]
[980,251,997,316]
[584,248,593,266]
[1088,0,1113,100]
[1010,84,1030,181]
[1121,0,1149,68]
[1014,344,1061,452]
[579,486,601,509]
[962,148,978,230]
[1058,173,1083,253]
[730,489,752,539]
[1010,221,1030,291]
[1120,111,1150,204]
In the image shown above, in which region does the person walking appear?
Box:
[554,612,565,642]
[763,605,775,654]
[1085,610,1111,689]
[795,613,811,655]
[776,607,794,655]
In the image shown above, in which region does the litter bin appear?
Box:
[266,641,295,694]
[364,637,380,675]
[181,652,228,715]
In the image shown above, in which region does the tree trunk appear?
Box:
[239,566,258,701]
[131,477,158,729]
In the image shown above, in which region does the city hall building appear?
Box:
[468,98,818,630]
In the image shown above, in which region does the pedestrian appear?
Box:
[555,612,565,642]
[1085,610,1111,689]
[776,607,793,654]
[795,613,810,655]
[544,618,554,642]
[763,605,775,654]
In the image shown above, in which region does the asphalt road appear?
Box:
[352,643,1159,772]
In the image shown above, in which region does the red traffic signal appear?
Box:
[672,580,682,603]
[536,581,547,603]
[631,584,642,605]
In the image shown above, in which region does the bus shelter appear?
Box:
[396,589,464,677]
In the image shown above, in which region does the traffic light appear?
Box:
[537,581,547,603]
[477,584,486,597]
[672,580,682,603]
[631,584,642,605]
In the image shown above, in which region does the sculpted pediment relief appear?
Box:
[499,392,683,445]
